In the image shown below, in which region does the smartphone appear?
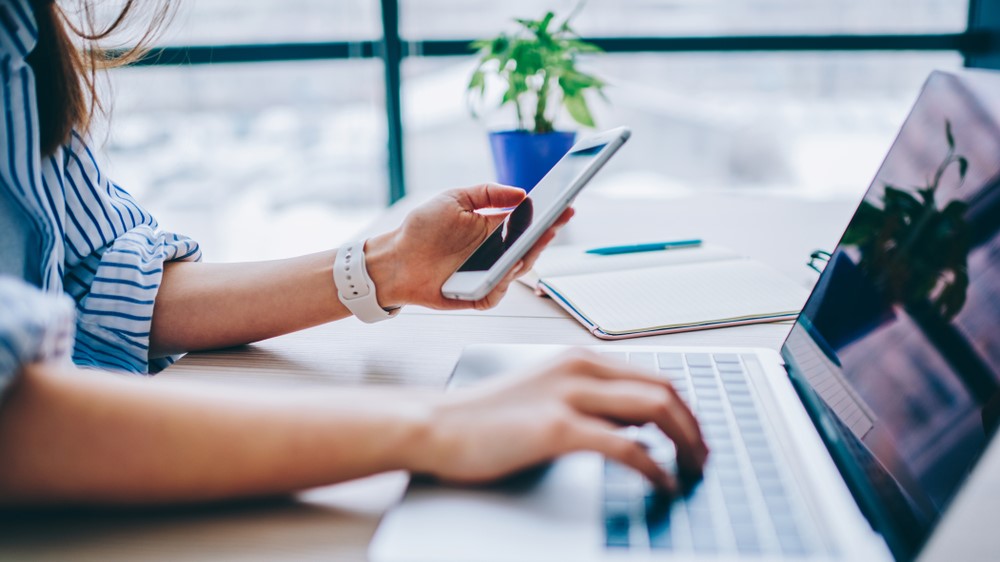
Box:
[441,127,631,301]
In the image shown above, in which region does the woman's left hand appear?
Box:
[364,183,573,311]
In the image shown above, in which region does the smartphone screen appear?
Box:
[456,142,611,273]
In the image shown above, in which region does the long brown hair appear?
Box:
[27,0,174,156]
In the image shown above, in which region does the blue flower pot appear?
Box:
[488,130,576,192]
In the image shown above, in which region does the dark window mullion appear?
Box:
[967,0,1000,69]
[380,0,406,204]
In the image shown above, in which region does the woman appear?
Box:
[0,0,706,506]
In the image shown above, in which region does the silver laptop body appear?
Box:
[371,69,1000,562]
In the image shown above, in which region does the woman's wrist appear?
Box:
[378,391,452,476]
[362,231,410,310]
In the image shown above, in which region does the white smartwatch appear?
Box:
[333,239,401,323]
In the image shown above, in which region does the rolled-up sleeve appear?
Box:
[60,135,202,374]
[0,276,76,405]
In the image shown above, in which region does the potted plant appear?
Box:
[467,10,606,191]
[842,119,971,322]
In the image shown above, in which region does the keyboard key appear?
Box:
[605,504,632,548]
[645,493,674,549]
[685,353,713,367]
[720,372,747,384]
[602,352,628,364]
[657,353,685,369]
[629,352,657,372]
[726,503,755,525]
[698,389,722,403]
[717,361,745,373]
[724,385,751,397]
[742,433,769,451]
[605,459,633,478]
[691,527,718,553]
[777,530,808,555]
[693,379,718,392]
[734,526,762,553]
[662,368,687,382]
[713,353,742,364]
[689,366,715,378]
[729,392,754,405]
[700,411,728,425]
[758,479,786,498]
[697,399,724,415]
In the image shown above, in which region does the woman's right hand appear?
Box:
[404,348,709,492]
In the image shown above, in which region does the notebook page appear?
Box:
[519,243,741,288]
[543,259,809,335]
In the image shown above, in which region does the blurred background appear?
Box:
[97,0,980,261]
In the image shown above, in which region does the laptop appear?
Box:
[370,69,1000,562]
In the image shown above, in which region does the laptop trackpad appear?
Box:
[370,452,604,562]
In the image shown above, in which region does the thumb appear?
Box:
[454,183,526,211]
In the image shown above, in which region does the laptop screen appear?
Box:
[781,70,1000,561]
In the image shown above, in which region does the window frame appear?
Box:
[124,0,998,204]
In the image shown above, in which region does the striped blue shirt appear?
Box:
[0,0,202,375]
[0,276,76,403]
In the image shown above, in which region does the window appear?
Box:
[400,0,968,38]
[98,0,989,260]
[105,2,385,260]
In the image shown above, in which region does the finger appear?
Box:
[567,378,706,476]
[452,183,526,211]
[433,261,524,311]
[517,208,575,272]
[482,211,511,233]
[472,262,523,310]
[518,229,559,274]
[553,206,575,227]
[561,352,707,474]
[568,417,676,492]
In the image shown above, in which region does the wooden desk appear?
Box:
[0,191,884,561]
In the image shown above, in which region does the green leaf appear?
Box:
[470,39,491,52]
[537,12,555,35]
[945,119,955,149]
[467,69,485,92]
[941,199,969,220]
[565,38,603,53]
[564,93,595,127]
[957,156,969,180]
[883,186,923,217]
[841,201,884,245]
[492,35,511,55]
[470,7,607,132]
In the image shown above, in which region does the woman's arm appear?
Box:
[0,349,706,506]
[149,184,571,356]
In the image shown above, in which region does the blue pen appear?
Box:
[585,239,703,255]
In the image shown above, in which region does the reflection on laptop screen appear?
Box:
[782,70,1000,561]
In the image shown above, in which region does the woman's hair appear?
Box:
[28,0,175,156]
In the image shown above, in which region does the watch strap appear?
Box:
[333,239,400,323]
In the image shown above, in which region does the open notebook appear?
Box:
[519,244,809,339]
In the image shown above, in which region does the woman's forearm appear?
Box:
[0,362,432,506]
[149,231,405,357]
[150,251,350,356]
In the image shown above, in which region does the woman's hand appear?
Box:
[403,348,709,492]
[365,183,573,311]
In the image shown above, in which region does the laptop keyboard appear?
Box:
[601,351,816,557]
